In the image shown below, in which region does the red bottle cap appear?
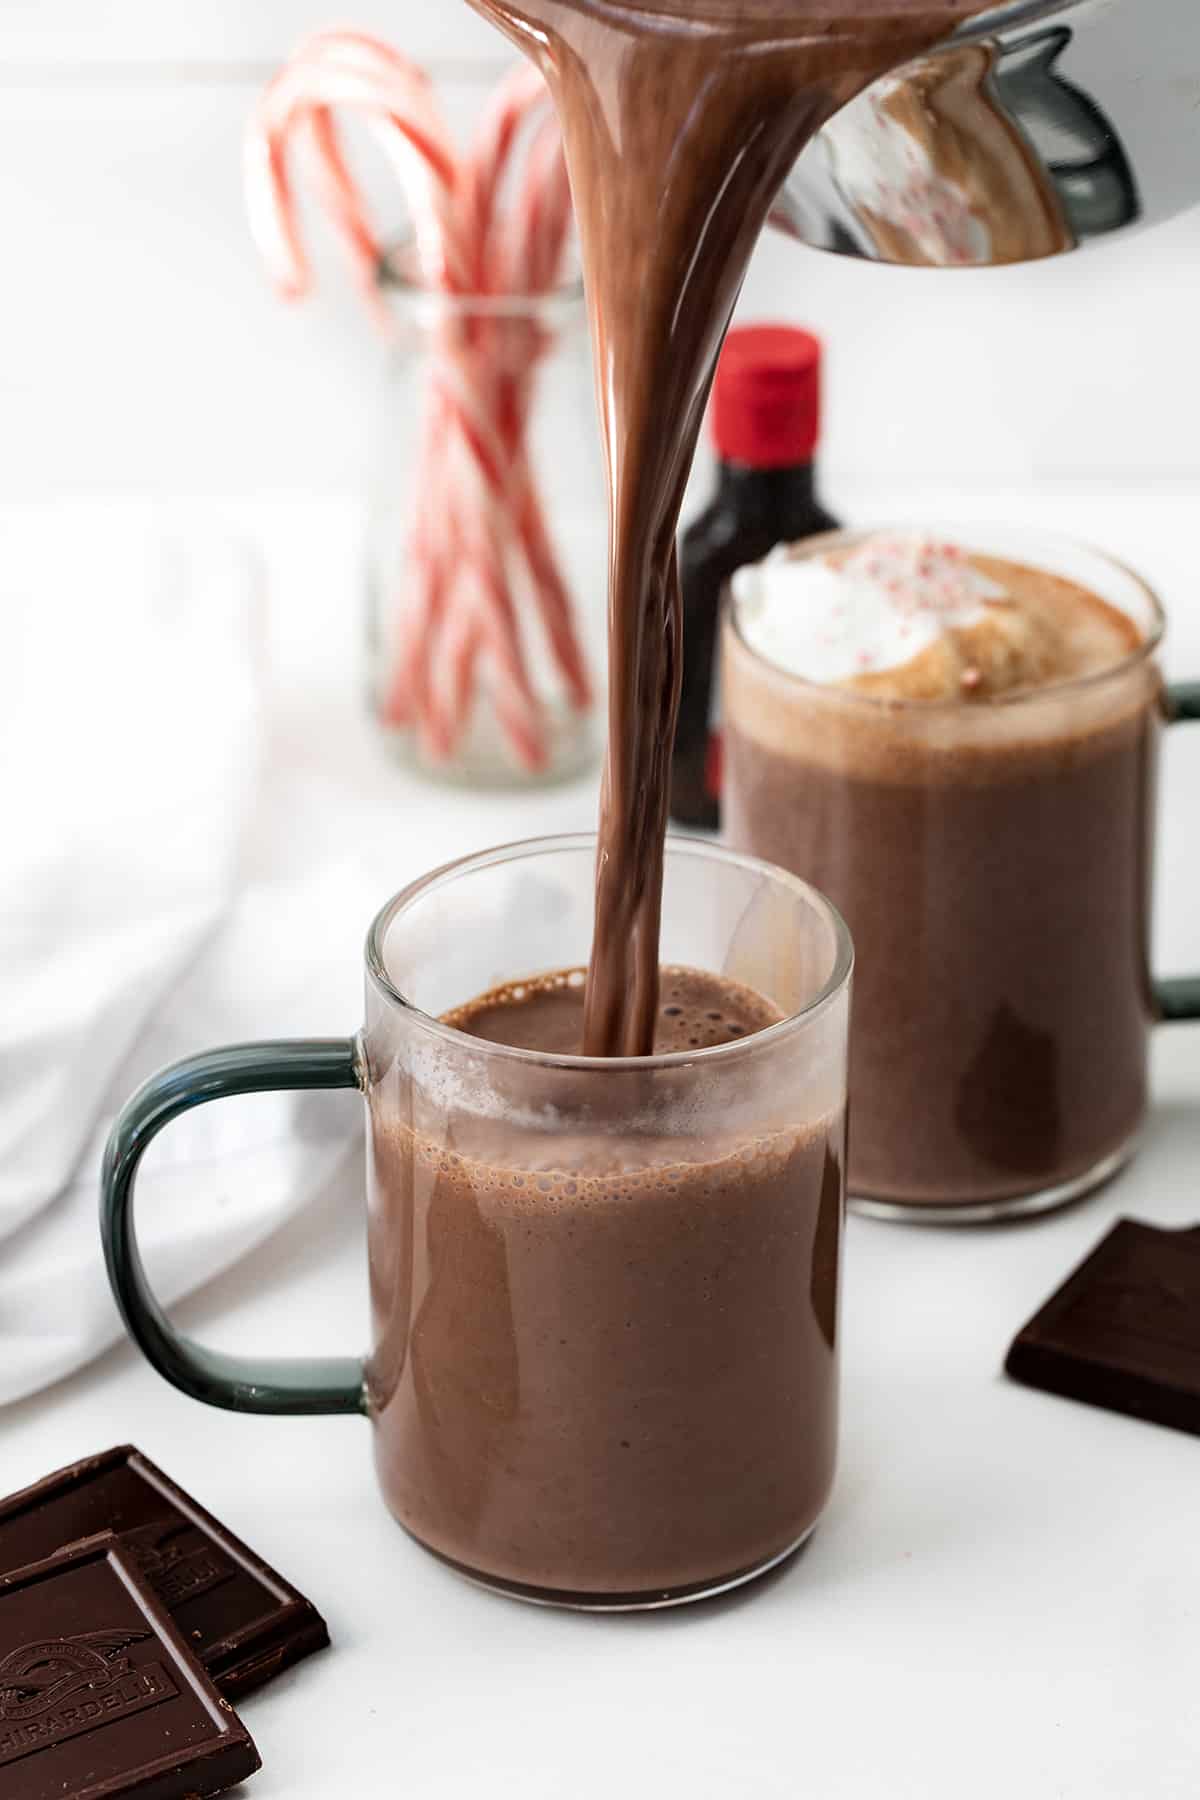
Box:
[710,325,822,469]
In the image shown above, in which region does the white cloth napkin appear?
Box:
[0,513,366,1405]
[0,864,366,1406]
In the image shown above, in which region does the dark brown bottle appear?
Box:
[671,326,839,830]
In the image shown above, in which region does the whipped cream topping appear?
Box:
[731,532,1009,685]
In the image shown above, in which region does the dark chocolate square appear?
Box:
[1005,1218,1200,1435]
[0,1533,259,1799]
[0,1448,327,1698]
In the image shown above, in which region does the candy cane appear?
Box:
[407,68,574,762]
[463,63,553,288]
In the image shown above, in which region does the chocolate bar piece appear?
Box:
[0,1533,259,1799]
[0,1447,327,1698]
[1006,1218,1200,1435]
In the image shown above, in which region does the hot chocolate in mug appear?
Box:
[723,525,1200,1222]
[102,836,852,1610]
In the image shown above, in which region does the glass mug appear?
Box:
[102,836,852,1610]
[723,524,1200,1224]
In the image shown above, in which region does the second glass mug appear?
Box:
[723,524,1200,1223]
[101,836,852,1610]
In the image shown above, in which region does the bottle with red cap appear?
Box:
[670,324,839,830]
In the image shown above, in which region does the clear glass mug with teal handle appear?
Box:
[101,835,852,1611]
[723,526,1200,1222]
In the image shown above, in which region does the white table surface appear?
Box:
[5,486,1199,1800]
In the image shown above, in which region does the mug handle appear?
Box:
[100,1039,366,1416]
[1157,682,1200,1023]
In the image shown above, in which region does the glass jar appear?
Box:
[367,258,603,787]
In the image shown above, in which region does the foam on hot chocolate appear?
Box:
[733,532,1142,703]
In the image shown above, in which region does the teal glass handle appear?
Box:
[1157,683,1200,1023]
[100,1039,367,1416]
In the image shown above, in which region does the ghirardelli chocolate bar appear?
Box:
[1006,1219,1200,1434]
[0,1533,259,1799]
[0,1447,327,1698]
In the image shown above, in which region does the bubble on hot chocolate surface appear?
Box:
[656,968,783,1050]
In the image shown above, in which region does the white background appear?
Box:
[3,7,1200,1798]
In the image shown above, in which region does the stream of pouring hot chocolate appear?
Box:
[465,0,994,1053]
